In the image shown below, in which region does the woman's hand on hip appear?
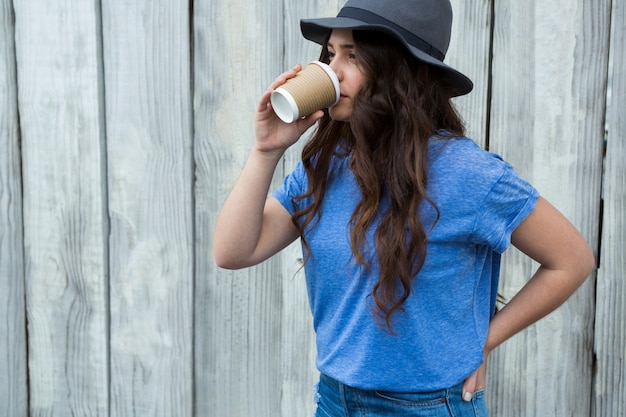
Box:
[462,353,487,402]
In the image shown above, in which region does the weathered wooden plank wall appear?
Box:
[594,0,626,415]
[0,0,27,415]
[194,1,287,414]
[102,0,194,415]
[0,0,623,416]
[447,1,492,148]
[13,1,110,415]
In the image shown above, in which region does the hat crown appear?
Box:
[299,0,472,96]
[341,0,452,55]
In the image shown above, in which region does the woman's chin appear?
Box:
[329,105,351,122]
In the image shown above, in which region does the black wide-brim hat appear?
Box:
[300,0,473,97]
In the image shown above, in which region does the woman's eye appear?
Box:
[327,51,336,60]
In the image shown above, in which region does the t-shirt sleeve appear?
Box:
[472,164,539,253]
[272,160,308,216]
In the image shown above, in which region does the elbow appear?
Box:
[580,244,596,280]
[569,241,596,286]
[213,245,246,270]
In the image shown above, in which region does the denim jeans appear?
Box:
[313,373,488,417]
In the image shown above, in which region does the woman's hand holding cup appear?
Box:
[255,63,337,155]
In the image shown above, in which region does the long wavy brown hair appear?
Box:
[293,30,466,332]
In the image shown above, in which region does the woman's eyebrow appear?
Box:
[326,42,355,49]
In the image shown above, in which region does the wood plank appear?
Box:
[487,1,609,415]
[594,0,626,415]
[13,1,109,415]
[193,1,286,415]
[448,0,492,148]
[0,0,28,415]
[101,1,194,416]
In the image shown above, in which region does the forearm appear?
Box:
[485,263,590,354]
[213,146,284,267]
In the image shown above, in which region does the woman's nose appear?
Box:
[329,60,342,81]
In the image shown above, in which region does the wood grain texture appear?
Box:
[4,0,624,415]
[101,1,194,415]
[487,1,609,415]
[594,1,626,415]
[193,1,286,414]
[448,0,492,148]
[0,0,27,415]
[13,1,109,415]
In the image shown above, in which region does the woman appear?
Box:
[213,0,595,415]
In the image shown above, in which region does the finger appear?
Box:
[462,372,477,402]
[302,110,324,127]
[295,110,324,136]
[257,89,273,112]
[269,64,302,91]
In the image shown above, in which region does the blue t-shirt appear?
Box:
[272,137,539,391]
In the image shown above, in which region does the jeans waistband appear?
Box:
[320,373,462,395]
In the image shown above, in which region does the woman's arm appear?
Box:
[486,196,595,351]
[213,65,324,269]
[463,196,595,400]
[212,148,298,269]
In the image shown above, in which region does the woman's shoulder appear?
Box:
[429,136,507,175]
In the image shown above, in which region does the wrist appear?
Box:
[250,143,286,162]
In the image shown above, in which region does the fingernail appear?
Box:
[463,392,473,402]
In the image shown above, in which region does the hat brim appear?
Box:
[301,17,473,97]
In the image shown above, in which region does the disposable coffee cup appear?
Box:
[270,61,340,123]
